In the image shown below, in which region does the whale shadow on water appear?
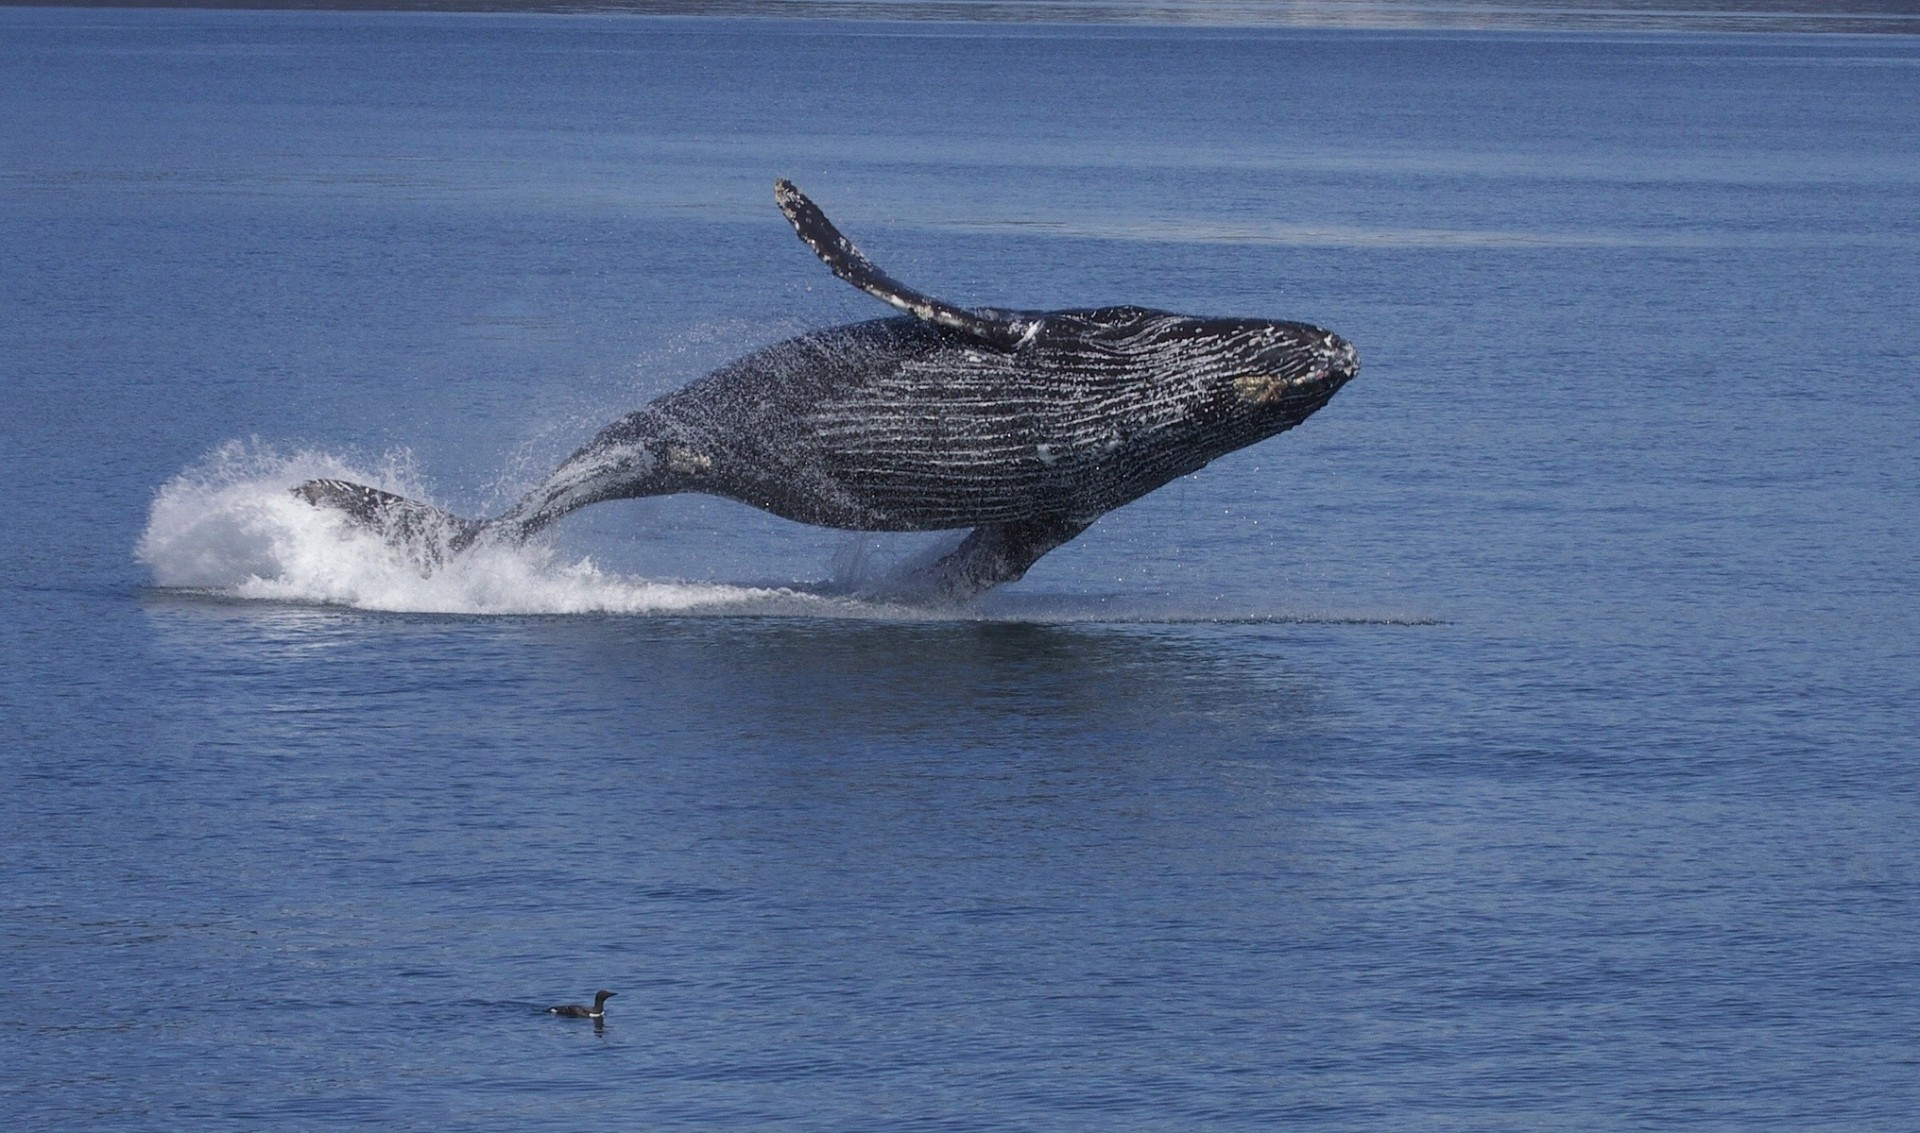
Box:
[137,592,1342,761]
[285,180,1360,605]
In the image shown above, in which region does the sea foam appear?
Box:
[134,441,828,616]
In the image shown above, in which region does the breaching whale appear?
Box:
[296,180,1358,600]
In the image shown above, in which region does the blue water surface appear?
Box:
[3,7,1918,1129]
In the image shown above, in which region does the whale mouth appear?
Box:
[1232,371,1328,404]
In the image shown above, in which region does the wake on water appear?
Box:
[136,441,1438,625]
[133,441,833,617]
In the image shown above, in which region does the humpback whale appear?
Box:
[297,181,1358,600]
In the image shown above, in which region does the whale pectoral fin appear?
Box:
[892,514,1093,602]
[293,478,486,568]
[775,179,1037,351]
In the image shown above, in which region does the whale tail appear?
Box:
[293,479,490,570]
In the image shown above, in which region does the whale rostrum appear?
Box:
[296,180,1359,601]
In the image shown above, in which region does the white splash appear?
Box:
[134,440,826,616]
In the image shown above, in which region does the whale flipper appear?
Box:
[294,479,485,565]
[775,180,1038,351]
[888,515,1092,602]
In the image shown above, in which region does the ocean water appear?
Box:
[4,6,1919,1129]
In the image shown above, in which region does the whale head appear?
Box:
[1055,308,1358,448]
[1011,308,1358,515]
[1048,307,1356,427]
[1216,318,1359,428]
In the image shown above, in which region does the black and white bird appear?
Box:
[547,990,616,1019]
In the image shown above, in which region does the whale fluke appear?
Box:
[294,478,484,565]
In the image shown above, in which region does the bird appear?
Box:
[547,990,616,1019]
